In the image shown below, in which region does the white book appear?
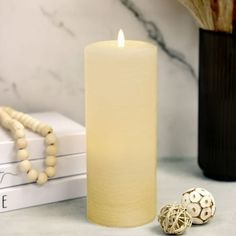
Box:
[0,112,86,165]
[0,174,86,212]
[0,153,86,189]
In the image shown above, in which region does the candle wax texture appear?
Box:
[85,40,157,227]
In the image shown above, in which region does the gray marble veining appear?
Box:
[120,0,197,79]
[40,7,76,38]
[0,0,198,158]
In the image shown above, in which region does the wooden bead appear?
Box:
[45,167,56,177]
[6,108,16,117]
[0,111,3,122]
[14,129,25,139]
[21,115,31,126]
[2,118,11,129]
[22,115,30,122]
[27,169,39,181]
[37,172,48,185]
[41,126,53,137]
[1,110,11,119]
[19,115,28,125]
[45,156,57,166]
[14,112,24,121]
[32,121,40,132]
[45,133,56,145]
[10,111,17,118]
[19,160,31,172]
[26,118,34,128]
[17,149,29,161]
[7,119,14,127]
[36,123,45,133]
[46,145,57,156]
[16,138,27,149]
[3,106,12,114]
[12,121,24,130]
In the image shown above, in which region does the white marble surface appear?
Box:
[0,157,235,236]
[0,0,198,157]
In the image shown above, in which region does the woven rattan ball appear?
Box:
[181,187,216,225]
[158,204,192,235]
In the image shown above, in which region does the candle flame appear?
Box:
[117,29,125,48]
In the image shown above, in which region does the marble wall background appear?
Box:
[0,0,199,158]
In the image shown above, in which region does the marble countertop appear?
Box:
[1,157,234,236]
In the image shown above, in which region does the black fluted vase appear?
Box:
[198,29,236,181]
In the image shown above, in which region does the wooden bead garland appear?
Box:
[158,204,192,235]
[0,107,57,185]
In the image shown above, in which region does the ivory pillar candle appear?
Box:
[85,30,157,227]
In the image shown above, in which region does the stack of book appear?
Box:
[0,112,86,212]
